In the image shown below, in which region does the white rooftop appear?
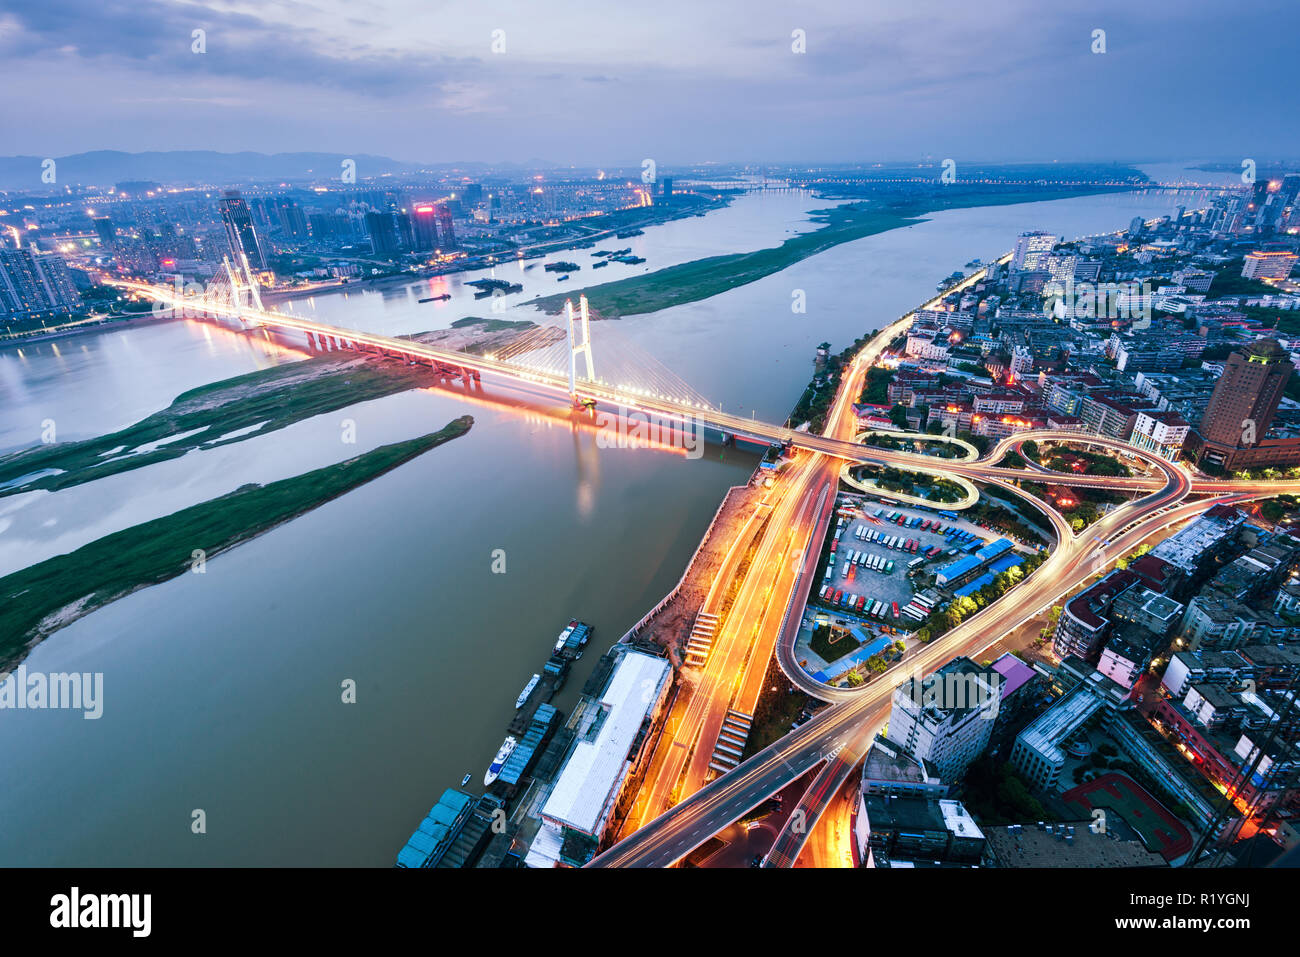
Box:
[939,799,985,841]
[523,823,563,869]
[541,651,670,837]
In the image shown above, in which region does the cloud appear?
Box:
[0,0,1297,163]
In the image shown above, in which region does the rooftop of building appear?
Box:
[1138,409,1191,427]
[939,799,985,842]
[861,736,943,791]
[1187,681,1244,710]
[985,821,1168,868]
[862,793,948,835]
[991,652,1038,699]
[894,656,1002,722]
[540,649,670,836]
[1128,553,1180,590]
[1238,643,1300,668]
[1065,569,1139,630]
[1016,681,1109,762]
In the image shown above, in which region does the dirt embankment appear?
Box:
[634,480,766,668]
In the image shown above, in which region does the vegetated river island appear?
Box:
[0,415,473,670]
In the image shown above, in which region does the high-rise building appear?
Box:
[274,199,310,242]
[436,204,456,250]
[219,190,267,270]
[411,204,440,251]
[365,212,399,256]
[1241,250,1297,280]
[92,217,116,246]
[1279,173,1300,207]
[307,213,337,241]
[1010,230,1057,272]
[0,247,82,320]
[660,177,673,199]
[889,658,1002,783]
[394,212,414,250]
[1199,339,1292,450]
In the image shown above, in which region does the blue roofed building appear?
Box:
[936,538,1017,589]
[936,554,983,586]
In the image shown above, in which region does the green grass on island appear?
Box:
[0,355,448,498]
[530,183,1138,319]
[0,416,472,669]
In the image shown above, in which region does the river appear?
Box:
[0,175,1221,865]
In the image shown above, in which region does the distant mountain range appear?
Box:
[0,150,564,191]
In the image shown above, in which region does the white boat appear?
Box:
[516,674,540,709]
[484,736,518,786]
[553,626,574,652]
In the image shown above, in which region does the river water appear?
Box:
[0,176,1219,865]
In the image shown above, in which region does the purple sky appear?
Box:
[1,0,1297,164]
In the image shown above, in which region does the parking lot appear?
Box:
[815,495,995,614]
[798,493,1041,684]
[796,494,1008,680]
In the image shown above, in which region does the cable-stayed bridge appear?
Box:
[115,272,1299,502]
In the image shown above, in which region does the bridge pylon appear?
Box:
[566,295,596,406]
[220,253,265,321]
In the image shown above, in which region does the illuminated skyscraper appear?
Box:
[1010,230,1057,271]
[219,190,267,270]
[411,204,440,251]
[1196,339,1293,469]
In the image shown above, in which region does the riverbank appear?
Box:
[0,309,172,348]
[530,184,1138,320]
[0,417,473,670]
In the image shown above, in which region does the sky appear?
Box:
[1,0,1297,166]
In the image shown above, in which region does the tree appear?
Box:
[1039,605,1062,641]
